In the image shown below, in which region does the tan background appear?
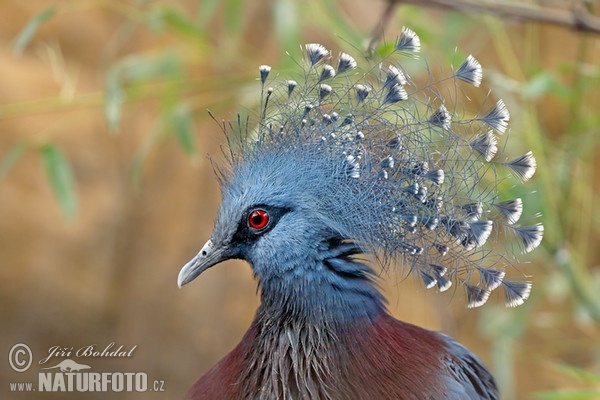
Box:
[1,1,599,399]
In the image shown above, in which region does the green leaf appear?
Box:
[273,0,300,50]
[162,8,205,39]
[12,6,58,55]
[375,42,397,59]
[522,71,571,101]
[441,13,470,52]
[198,0,220,27]
[130,123,161,187]
[121,53,181,82]
[105,69,125,133]
[0,142,29,181]
[533,364,600,400]
[522,71,556,99]
[40,144,77,219]
[552,364,600,384]
[534,390,600,400]
[317,0,363,47]
[225,0,244,34]
[169,104,197,158]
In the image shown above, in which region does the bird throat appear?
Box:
[236,257,388,399]
[257,256,387,323]
[240,315,343,399]
[239,305,385,400]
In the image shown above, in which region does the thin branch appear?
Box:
[367,0,400,56]
[368,0,600,54]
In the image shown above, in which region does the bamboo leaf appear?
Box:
[0,142,29,181]
[40,144,77,219]
[522,71,570,100]
[170,104,197,158]
[318,0,363,47]
[122,53,181,82]
[273,0,300,50]
[198,0,220,27]
[534,390,600,400]
[225,0,244,34]
[12,6,58,55]
[130,122,162,187]
[105,69,125,133]
[162,8,205,39]
[551,364,600,384]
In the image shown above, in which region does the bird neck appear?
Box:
[257,276,386,327]
[239,302,387,399]
[254,239,387,326]
[231,240,391,398]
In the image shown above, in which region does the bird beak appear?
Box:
[177,239,229,288]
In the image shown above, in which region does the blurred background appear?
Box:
[1,0,599,399]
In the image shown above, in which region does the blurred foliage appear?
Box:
[11,5,57,55]
[2,1,600,399]
[533,364,600,399]
[40,143,77,219]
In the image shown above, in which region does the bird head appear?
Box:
[178,30,544,310]
[177,139,376,287]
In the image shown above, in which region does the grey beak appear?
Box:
[177,240,229,288]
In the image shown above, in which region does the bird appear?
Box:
[177,27,544,399]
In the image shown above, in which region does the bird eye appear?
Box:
[248,209,269,230]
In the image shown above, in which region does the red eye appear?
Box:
[248,209,269,230]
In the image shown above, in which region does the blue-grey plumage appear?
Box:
[178,27,543,399]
